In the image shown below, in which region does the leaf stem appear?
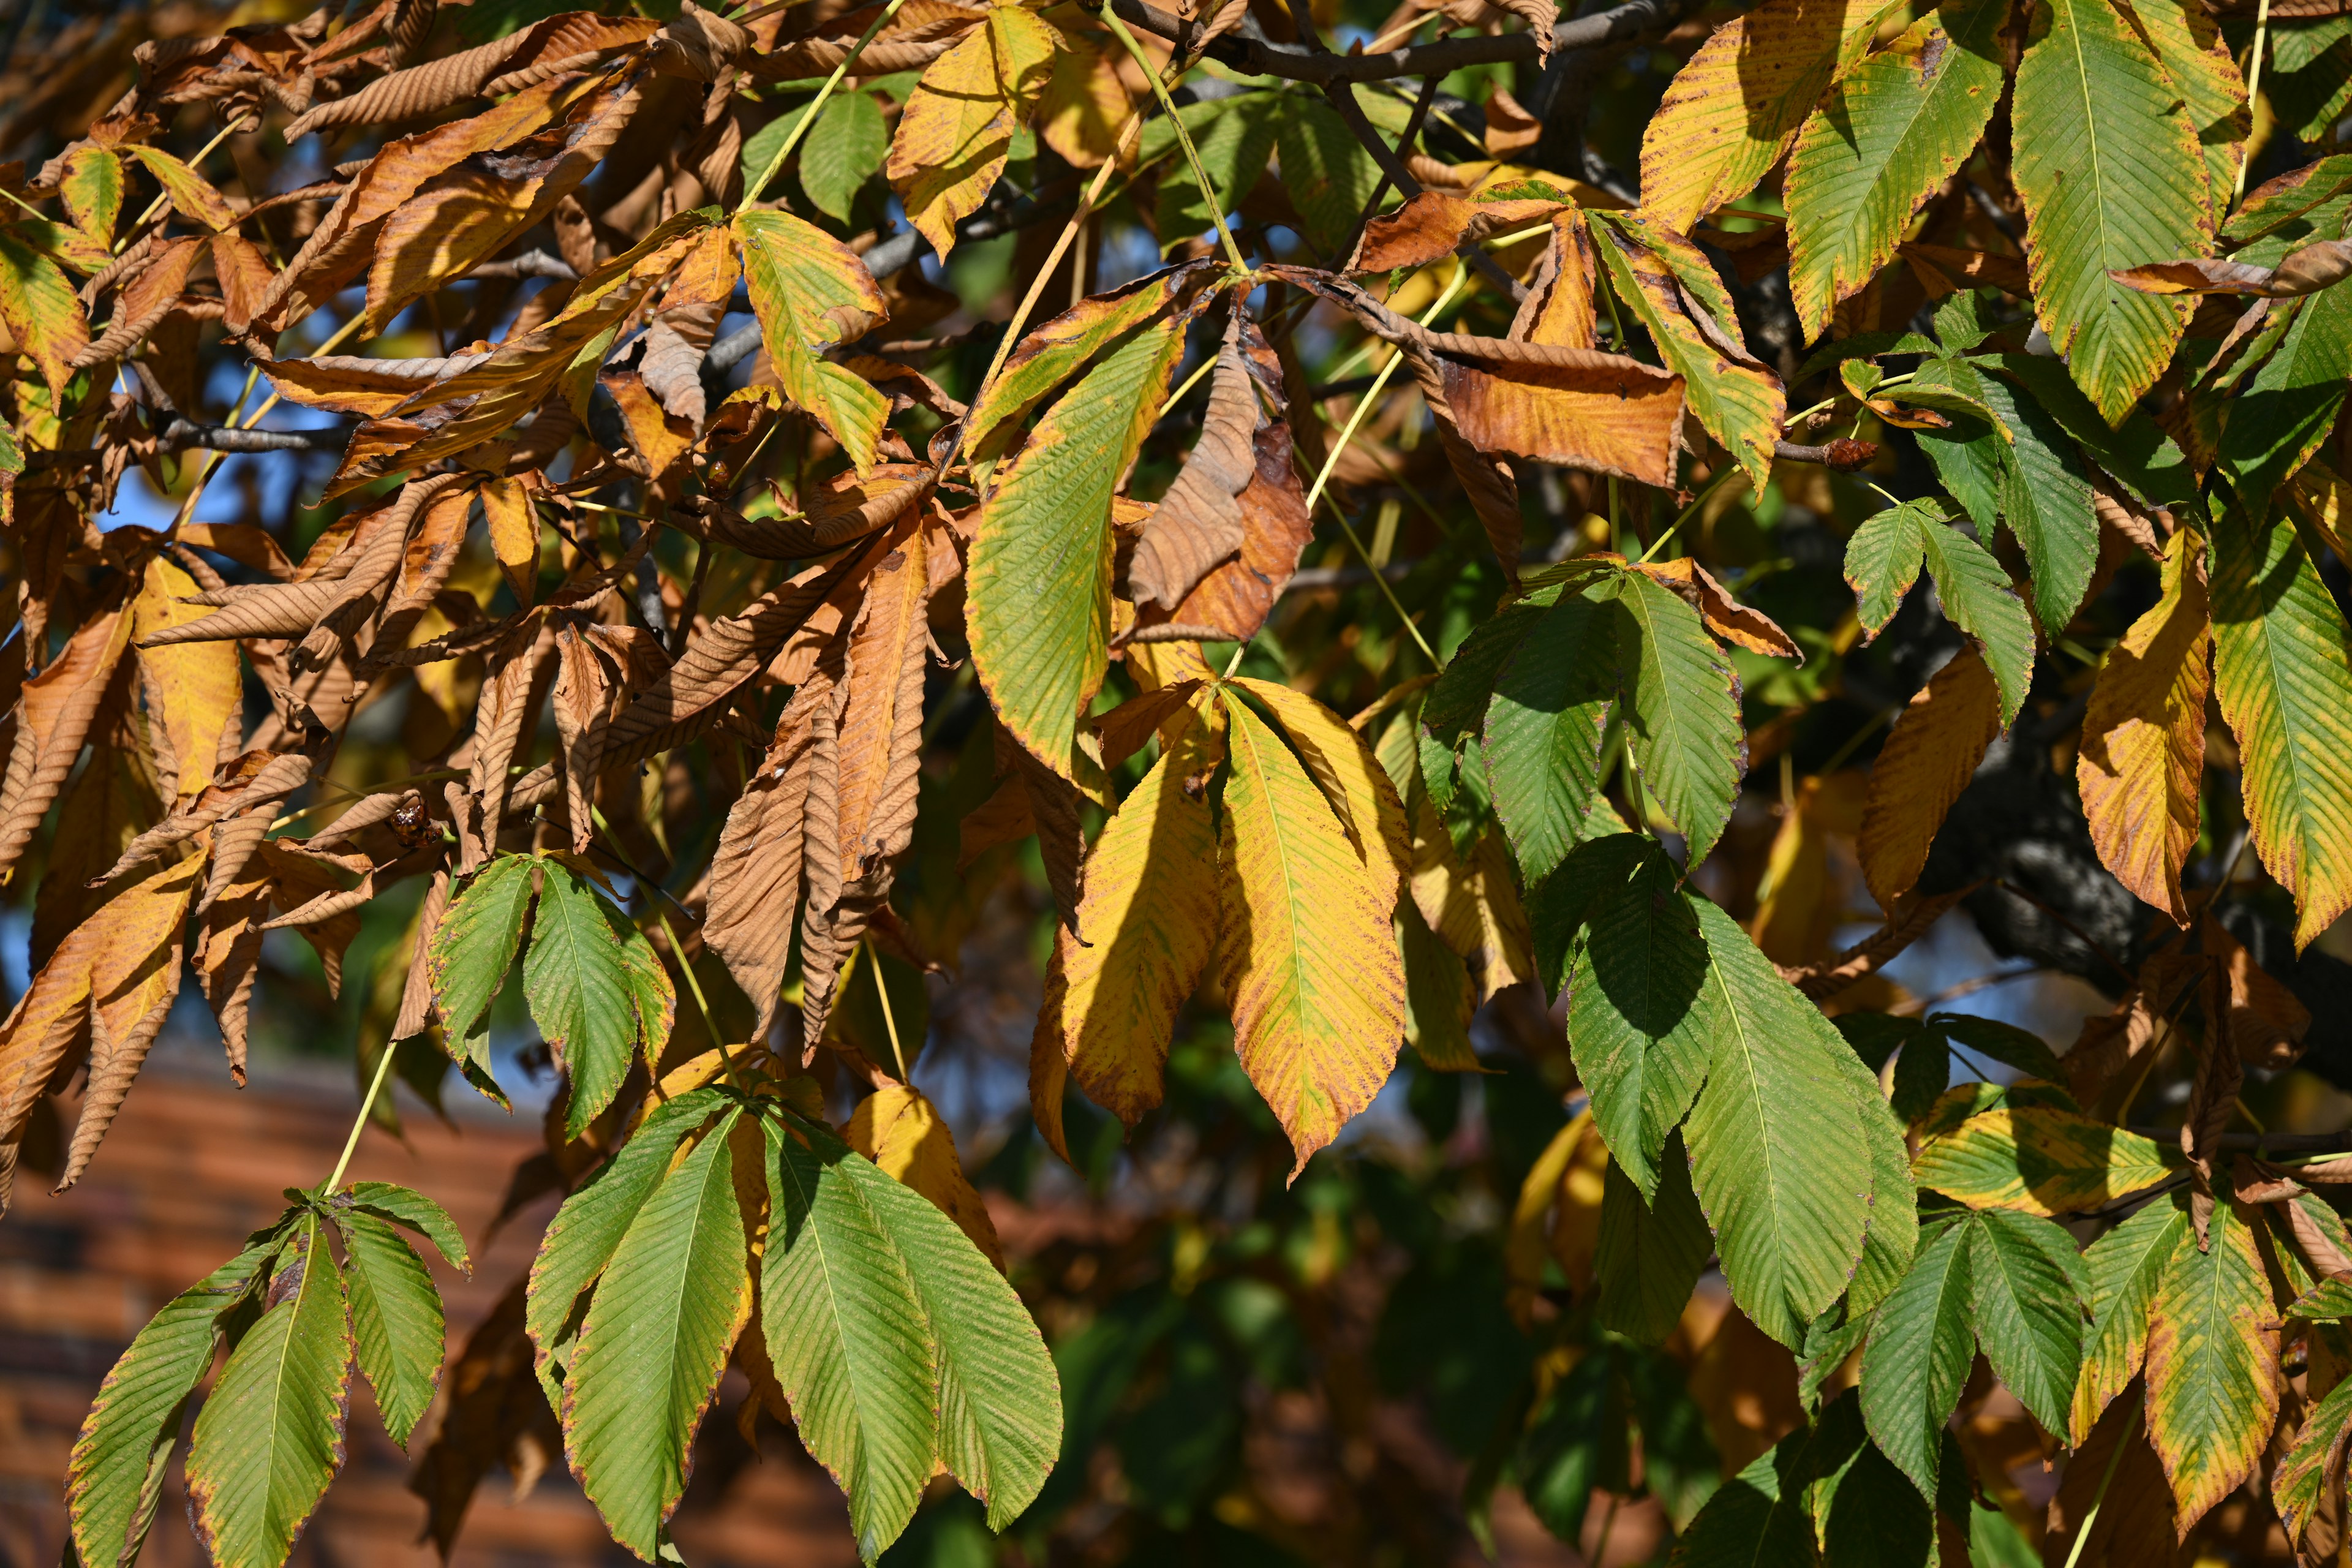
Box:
[1635,464,1737,564]
[2237,0,2272,209]
[738,0,911,211]
[1100,6,1250,274]
[1305,264,1467,513]
[867,938,911,1081]
[2060,1390,2143,1568]
[326,1036,399,1194]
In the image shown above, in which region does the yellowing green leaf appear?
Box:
[884,6,1057,260]
[0,225,89,396]
[1219,696,1407,1177]
[734,209,886,474]
[2128,0,2248,222]
[2010,0,2213,421]
[2146,1199,2283,1533]
[2209,503,2352,949]
[2073,1196,2188,1445]
[1784,0,2006,341]
[1638,0,1884,233]
[969,304,1189,777]
[1912,1107,2181,1216]
[121,145,238,232]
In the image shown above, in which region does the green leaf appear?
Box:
[2220,284,2352,505]
[525,863,660,1139]
[1911,358,2008,532]
[1611,573,1743,865]
[734,209,890,473]
[1567,843,1714,1200]
[426,854,535,1061]
[1685,896,1872,1346]
[1425,598,1551,742]
[2071,1196,2187,1444]
[1824,1021,1918,1319]
[1966,1208,2087,1438]
[1596,1139,1713,1346]
[184,1215,353,1568]
[2290,1275,2352,1321]
[1530,831,1654,999]
[2223,152,2352,261]
[1972,369,2101,635]
[563,1110,752,1561]
[1814,1405,1935,1568]
[331,1209,445,1449]
[802,92,889,224]
[2146,1196,2284,1531]
[526,1088,726,1404]
[824,1127,1062,1529]
[1784,0,2006,341]
[1930,1012,2067,1082]
[2010,0,2213,420]
[1274,98,1381,260]
[1986,352,2199,511]
[1859,1218,1974,1499]
[1483,590,1616,890]
[969,303,1190,775]
[2209,502,2352,948]
[1842,497,2035,723]
[764,1117,940,1560]
[1671,1411,1833,1568]
[340,1182,469,1274]
[1147,96,1280,252]
[1890,1028,1952,1123]
[69,1242,279,1568]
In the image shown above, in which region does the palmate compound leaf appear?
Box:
[2146,1197,2283,1534]
[2010,0,2213,421]
[1783,0,2006,342]
[1036,701,1221,1130]
[1564,839,1715,1201]
[184,1214,353,1568]
[2078,527,2211,925]
[734,210,890,475]
[526,1088,728,1404]
[1218,695,1409,1177]
[524,861,672,1139]
[1610,571,1744,867]
[968,297,1194,779]
[764,1114,1061,1558]
[562,1107,752,1562]
[69,1240,279,1568]
[1860,1216,1974,1499]
[1912,1106,2182,1215]
[2073,1195,2190,1445]
[2209,502,2352,948]
[330,1208,445,1449]
[1683,895,1873,1347]
[1637,0,1886,234]
[1843,497,2034,723]
[1481,589,1615,888]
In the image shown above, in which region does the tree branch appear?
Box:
[1108,0,1701,85]
[159,418,345,453]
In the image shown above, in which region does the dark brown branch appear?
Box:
[1109,0,1701,85]
[1773,437,1879,471]
[1321,80,1525,302]
[160,418,344,453]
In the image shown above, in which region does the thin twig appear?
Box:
[739,0,913,209]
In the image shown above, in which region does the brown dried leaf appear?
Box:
[0,601,135,881]
[1858,644,2002,911]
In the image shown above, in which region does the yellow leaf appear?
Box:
[1912,1106,2181,1215]
[1038,31,1134,169]
[886,4,1058,260]
[121,145,238,232]
[133,559,243,804]
[480,475,541,606]
[1219,696,1406,1177]
[1857,643,2002,911]
[1637,0,1885,233]
[2078,529,2210,925]
[734,209,888,474]
[846,1084,1006,1269]
[1038,704,1222,1128]
[1230,678,1410,908]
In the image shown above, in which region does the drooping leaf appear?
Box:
[1857,643,2003,911]
[333,1208,446,1449]
[1966,1207,2088,1438]
[1595,1138,1713,1346]
[425,854,537,1060]
[524,862,663,1139]
[69,1242,278,1568]
[0,225,89,396]
[1684,897,1871,1346]
[1973,366,2101,636]
[2275,1367,2352,1553]
[1859,1216,1973,1501]
[1219,697,1408,1176]
[1566,842,1716,1200]
[1842,497,2035,723]
[2144,1199,2283,1532]
[734,210,889,474]
[970,304,1191,777]
[1611,572,1744,866]
[2073,1196,2189,1445]
[2208,502,2352,948]
[184,1216,353,1568]
[562,1110,751,1562]
[885,5,1057,260]
[1784,0,2007,341]
[2010,0,2214,420]
[1482,589,1615,886]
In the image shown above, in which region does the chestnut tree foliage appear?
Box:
[8,0,2352,1559]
